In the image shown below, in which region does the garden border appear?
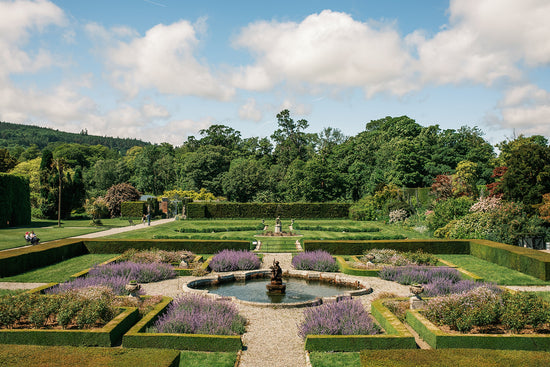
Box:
[304,298,416,351]
[0,306,139,347]
[122,296,243,352]
[406,309,550,351]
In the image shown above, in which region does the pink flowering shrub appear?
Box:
[298,299,381,338]
[469,196,503,213]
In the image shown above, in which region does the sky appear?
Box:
[1,0,550,146]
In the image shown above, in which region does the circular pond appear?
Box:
[185,270,372,307]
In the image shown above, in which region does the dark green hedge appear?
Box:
[293,224,380,232]
[121,201,147,218]
[303,240,470,255]
[0,239,88,277]
[186,202,351,219]
[83,239,250,254]
[123,296,242,352]
[406,309,550,351]
[0,173,31,228]
[0,307,139,347]
[305,334,415,352]
[470,239,550,281]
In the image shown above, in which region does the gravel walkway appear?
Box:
[140,254,411,367]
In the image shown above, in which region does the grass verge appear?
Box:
[437,254,550,285]
[0,254,116,282]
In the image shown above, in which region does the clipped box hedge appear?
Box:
[83,239,250,254]
[406,309,550,351]
[0,307,139,347]
[0,238,88,277]
[305,298,416,352]
[123,296,242,352]
[186,202,351,219]
[0,173,31,228]
[335,256,380,277]
[469,239,550,281]
[121,201,147,218]
[303,239,470,255]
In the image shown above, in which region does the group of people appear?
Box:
[24,231,39,245]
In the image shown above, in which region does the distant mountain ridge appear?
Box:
[0,121,150,153]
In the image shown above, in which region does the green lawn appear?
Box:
[310,349,550,367]
[437,254,550,286]
[0,218,134,251]
[0,254,116,283]
[104,218,430,241]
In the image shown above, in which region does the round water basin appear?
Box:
[185,270,372,307]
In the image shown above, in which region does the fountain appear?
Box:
[266,260,286,294]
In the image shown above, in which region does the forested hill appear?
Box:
[0,121,149,153]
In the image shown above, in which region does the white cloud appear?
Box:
[238,98,262,122]
[493,84,550,136]
[99,20,234,100]
[232,10,411,95]
[0,0,65,76]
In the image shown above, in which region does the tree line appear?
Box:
[1,110,548,221]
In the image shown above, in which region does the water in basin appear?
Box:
[191,277,358,303]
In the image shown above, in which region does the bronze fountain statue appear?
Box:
[266,259,286,294]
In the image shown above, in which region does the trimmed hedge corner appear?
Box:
[123,296,242,352]
[336,256,380,277]
[305,298,416,352]
[406,309,550,351]
[0,307,139,347]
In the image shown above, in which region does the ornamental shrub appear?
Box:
[119,249,195,264]
[150,294,246,335]
[298,299,381,338]
[209,250,261,272]
[501,292,550,332]
[427,196,474,231]
[379,266,461,285]
[425,286,501,332]
[292,250,339,272]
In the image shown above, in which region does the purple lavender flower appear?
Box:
[209,250,261,272]
[298,299,381,338]
[292,250,339,272]
[379,266,461,285]
[151,294,246,335]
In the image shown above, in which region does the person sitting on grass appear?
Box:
[24,232,31,244]
[29,231,39,245]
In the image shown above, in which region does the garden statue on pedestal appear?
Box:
[266,259,286,294]
[274,216,282,234]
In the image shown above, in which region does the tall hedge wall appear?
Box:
[121,201,147,218]
[82,239,250,254]
[0,173,31,228]
[303,240,470,255]
[186,202,351,219]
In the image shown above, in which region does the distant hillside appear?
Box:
[0,121,150,153]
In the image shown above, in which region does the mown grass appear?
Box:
[437,254,550,286]
[0,345,181,367]
[104,218,430,241]
[0,254,116,283]
[178,351,236,367]
[0,218,135,251]
[0,289,26,296]
[310,349,550,367]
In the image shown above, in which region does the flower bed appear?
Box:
[209,249,260,272]
[292,250,339,272]
[379,265,498,296]
[0,290,138,346]
[304,298,417,351]
[47,261,176,295]
[123,296,243,351]
[118,248,196,265]
[150,294,246,335]
[357,248,439,268]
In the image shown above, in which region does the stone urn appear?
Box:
[410,284,424,297]
[125,281,141,299]
[409,284,425,310]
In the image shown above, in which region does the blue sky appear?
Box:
[1,0,549,146]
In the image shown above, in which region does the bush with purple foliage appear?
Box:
[209,250,261,272]
[298,299,381,338]
[292,250,339,272]
[150,294,246,335]
[47,261,176,296]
